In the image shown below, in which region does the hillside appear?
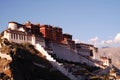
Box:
[0,35,103,80]
[0,39,70,80]
[1,32,120,80]
[97,46,120,69]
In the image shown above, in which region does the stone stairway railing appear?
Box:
[35,44,77,80]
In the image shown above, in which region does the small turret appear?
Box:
[8,22,18,30]
[25,21,31,28]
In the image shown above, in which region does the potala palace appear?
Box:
[0,21,116,80]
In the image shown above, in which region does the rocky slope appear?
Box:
[0,38,70,80]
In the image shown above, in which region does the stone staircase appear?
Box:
[35,44,77,80]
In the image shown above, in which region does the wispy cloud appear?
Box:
[114,33,120,43]
[74,33,120,47]
[88,36,98,46]
[89,36,98,43]
[101,40,113,44]
[88,33,120,47]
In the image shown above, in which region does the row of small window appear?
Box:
[11,33,32,41]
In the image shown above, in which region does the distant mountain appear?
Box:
[101,46,111,49]
[97,46,120,69]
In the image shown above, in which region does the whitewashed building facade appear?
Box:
[3,22,45,47]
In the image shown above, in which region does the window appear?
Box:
[24,35,25,40]
[11,33,13,39]
[13,33,15,39]
[19,34,21,40]
[21,35,23,40]
[16,34,18,39]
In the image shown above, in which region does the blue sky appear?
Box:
[0,0,120,47]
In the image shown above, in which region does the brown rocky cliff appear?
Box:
[0,41,70,80]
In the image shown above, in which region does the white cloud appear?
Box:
[89,36,98,43]
[114,33,120,43]
[101,40,105,44]
[88,36,98,47]
[101,40,113,44]
[100,33,120,47]
[76,33,120,47]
